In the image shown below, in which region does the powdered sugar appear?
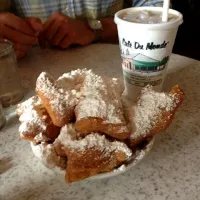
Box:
[18,96,47,137]
[76,71,126,125]
[56,68,90,91]
[36,70,126,125]
[17,96,42,115]
[58,125,132,158]
[19,111,47,135]
[76,97,107,119]
[36,72,55,96]
[34,133,51,144]
[36,72,79,117]
[114,164,127,172]
[117,125,129,133]
[75,71,108,119]
[31,142,67,170]
[127,85,179,140]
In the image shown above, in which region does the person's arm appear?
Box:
[0,12,43,58]
[42,12,119,49]
[95,18,118,44]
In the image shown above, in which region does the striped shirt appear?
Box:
[0,0,164,21]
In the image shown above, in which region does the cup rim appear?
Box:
[0,39,13,55]
[114,7,183,30]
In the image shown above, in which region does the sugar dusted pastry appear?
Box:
[56,124,132,183]
[75,71,130,140]
[125,85,184,147]
[36,70,93,127]
[36,72,78,127]
[55,68,90,92]
[17,96,41,116]
[18,96,60,143]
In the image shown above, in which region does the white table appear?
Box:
[0,44,200,200]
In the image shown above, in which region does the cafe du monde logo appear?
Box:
[120,38,170,73]
[122,38,169,50]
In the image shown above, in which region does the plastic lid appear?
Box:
[114,7,183,31]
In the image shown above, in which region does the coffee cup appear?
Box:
[114,7,183,101]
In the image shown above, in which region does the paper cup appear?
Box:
[114,7,183,101]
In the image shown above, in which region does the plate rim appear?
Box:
[30,136,155,180]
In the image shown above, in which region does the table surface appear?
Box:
[0,44,200,200]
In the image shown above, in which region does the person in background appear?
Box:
[0,0,163,59]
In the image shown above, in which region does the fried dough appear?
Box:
[55,124,132,183]
[126,85,184,147]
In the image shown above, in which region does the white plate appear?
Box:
[31,137,155,180]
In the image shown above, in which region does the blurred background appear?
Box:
[171,0,200,60]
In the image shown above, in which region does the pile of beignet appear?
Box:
[17,69,184,183]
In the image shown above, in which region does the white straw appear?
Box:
[162,0,170,22]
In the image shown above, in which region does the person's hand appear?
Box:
[14,17,45,58]
[25,17,43,34]
[0,13,39,45]
[43,12,94,49]
[14,17,44,58]
[13,43,33,58]
[0,13,41,58]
